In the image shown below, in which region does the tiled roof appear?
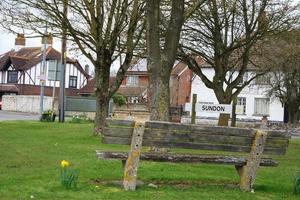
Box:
[117,86,147,96]
[78,77,116,94]
[128,58,147,72]
[0,47,89,77]
[171,62,188,75]
[0,84,19,93]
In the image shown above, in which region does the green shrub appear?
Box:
[40,110,55,122]
[113,94,126,106]
[294,172,300,194]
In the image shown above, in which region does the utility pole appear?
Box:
[59,0,68,122]
[39,26,48,116]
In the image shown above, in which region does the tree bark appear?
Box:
[231,96,237,127]
[146,0,184,121]
[215,92,231,126]
[148,71,171,121]
[94,94,110,135]
[94,55,111,135]
[218,113,230,126]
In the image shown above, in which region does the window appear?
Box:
[254,98,270,115]
[7,71,18,83]
[255,73,271,85]
[237,97,246,114]
[48,60,60,81]
[126,76,138,86]
[239,73,248,85]
[69,76,77,88]
[128,96,139,103]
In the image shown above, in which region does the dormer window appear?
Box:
[7,71,18,83]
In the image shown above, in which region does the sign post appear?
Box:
[185,103,232,114]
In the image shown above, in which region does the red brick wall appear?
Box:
[16,84,80,97]
[121,75,149,86]
[138,76,148,86]
[170,69,192,106]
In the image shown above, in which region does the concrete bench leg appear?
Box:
[236,130,268,192]
[123,120,145,191]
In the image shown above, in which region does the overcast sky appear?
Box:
[0,32,61,54]
[0,31,97,74]
[0,31,122,75]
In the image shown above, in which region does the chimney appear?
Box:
[15,33,26,51]
[85,64,89,75]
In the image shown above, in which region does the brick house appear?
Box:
[170,61,193,106]
[0,34,90,101]
[78,58,193,107]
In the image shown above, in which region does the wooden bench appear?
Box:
[96,119,290,191]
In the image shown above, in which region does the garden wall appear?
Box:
[2,95,57,113]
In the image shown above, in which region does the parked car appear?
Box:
[0,101,2,110]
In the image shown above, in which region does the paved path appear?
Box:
[0,110,40,121]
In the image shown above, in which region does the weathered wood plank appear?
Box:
[145,121,257,137]
[142,140,251,152]
[102,120,289,155]
[108,119,290,138]
[265,138,289,148]
[96,151,278,167]
[238,130,268,191]
[103,127,133,138]
[143,129,253,145]
[123,121,145,191]
[102,135,287,155]
[101,136,131,145]
[105,119,135,127]
[267,130,291,138]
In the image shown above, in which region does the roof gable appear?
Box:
[0,47,90,77]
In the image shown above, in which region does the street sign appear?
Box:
[185,103,232,114]
[37,75,46,81]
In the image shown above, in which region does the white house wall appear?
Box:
[0,71,2,83]
[1,60,87,89]
[191,69,284,121]
[22,61,86,89]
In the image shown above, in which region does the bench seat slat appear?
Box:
[103,119,290,155]
[104,127,289,150]
[101,136,287,155]
[96,150,278,167]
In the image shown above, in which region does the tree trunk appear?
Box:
[218,113,230,126]
[231,96,237,127]
[94,56,111,135]
[216,94,231,127]
[94,94,110,135]
[146,0,184,121]
[148,68,171,121]
[288,106,299,125]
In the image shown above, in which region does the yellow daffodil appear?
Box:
[60,160,69,168]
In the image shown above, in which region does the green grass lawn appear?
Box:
[0,121,299,200]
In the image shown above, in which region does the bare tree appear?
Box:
[179,0,299,126]
[1,0,145,134]
[267,30,300,124]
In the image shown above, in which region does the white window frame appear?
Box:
[239,72,248,85]
[7,70,18,83]
[237,97,246,114]
[48,60,60,81]
[254,98,270,116]
[69,76,78,88]
[126,76,138,86]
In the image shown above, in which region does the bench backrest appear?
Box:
[102,119,290,155]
